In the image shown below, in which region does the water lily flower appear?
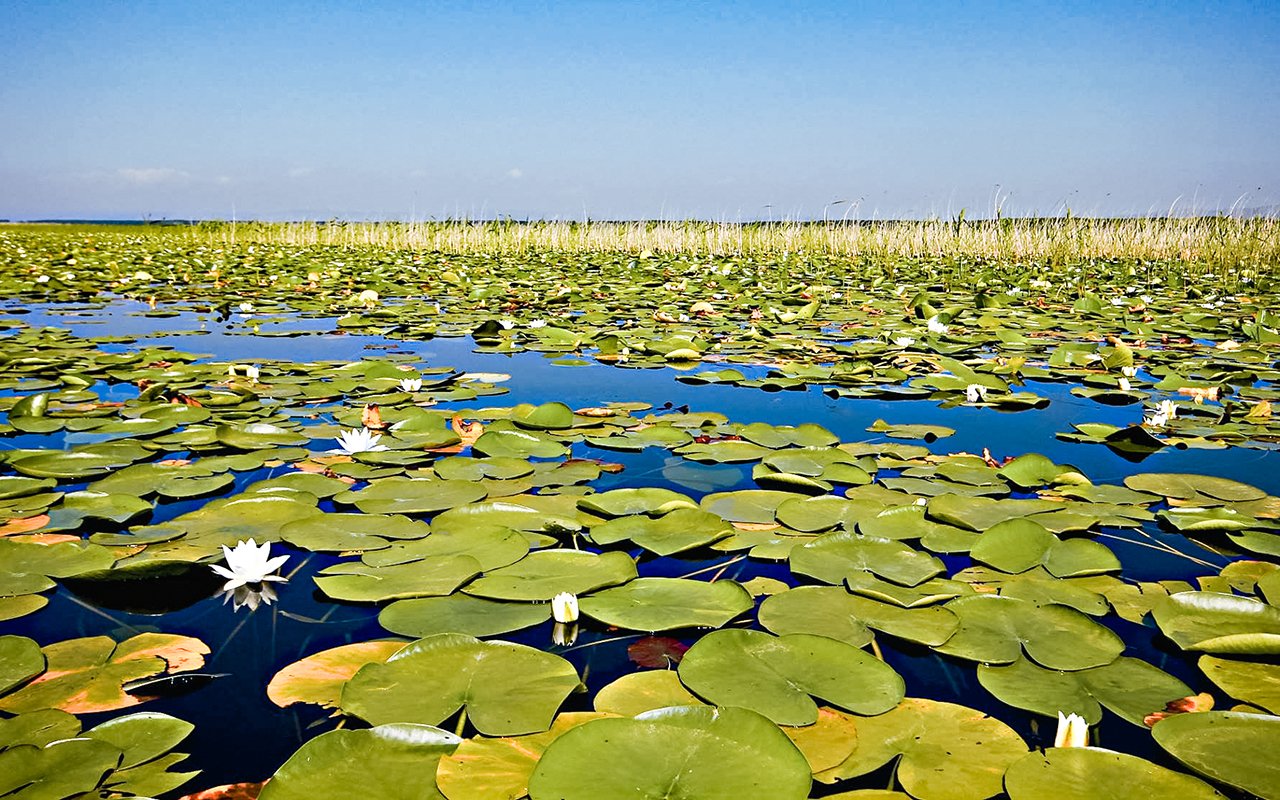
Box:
[1121,366,1137,377]
[238,302,254,313]
[551,592,579,624]
[529,319,547,328]
[220,582,278,612]
[498,318,516,330]
[1118,377,1131,392]
[893,336,916,347]
[210,539,289,592]
[228,364,260,382]
[398,377,423,392]
[328,427,390,455]
[965,384,988,403]
[357,289,379,307]
[1158,399,1177,420]
[926,316,949,335]
[552,621,578,647]
[1053,712,1089,748]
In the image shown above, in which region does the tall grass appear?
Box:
[174,217,1280,266]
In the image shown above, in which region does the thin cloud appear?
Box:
[116,167,189,185]
[507,168,523,179]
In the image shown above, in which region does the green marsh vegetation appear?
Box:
[0,221,1279,798]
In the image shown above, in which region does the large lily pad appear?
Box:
[340,633,581,735]
[463,549,637,601]
[258,723,461,800]
[935,594,1125,670]
[977,655,1191,726]
[0,632,209,714]
[678,629,905,725]
[528,705,812,800]
[815,698,1028,800]
[587,507,732,555]
[267,640,407,709]
[758,585,959,647]
[579,578,753,632]
[791,532,946,588]
[380,594,551,639]
[1152,591,1280,654]
[1004,747,1225,799]
[1153,711,1280,800]
[1198,654,1280,713]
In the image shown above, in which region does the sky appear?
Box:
[2,0,1278,221]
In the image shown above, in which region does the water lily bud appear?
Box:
[551,592,579,623]
[1053,712,1089,748]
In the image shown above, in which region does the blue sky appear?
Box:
[2,1,1277,220]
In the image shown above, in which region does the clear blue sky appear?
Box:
[2,1,1277,220]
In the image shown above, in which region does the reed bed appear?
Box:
[169,217,1280,266]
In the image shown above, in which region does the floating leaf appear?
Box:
[1004,747,1225,799]
[528,706,812,800]
[258,723,460,800]
[1153,711,1280,800]
[1152,591,1280,654]
[579,578,753,632]
[678,629,904,725]
[340,633,580,735]
[267,640,407,709]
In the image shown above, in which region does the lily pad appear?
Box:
[340,633,581,735]
[379,595,551,639]
[267,640,407,709]
[1153,711,1280,800]
[977,655,1192,726]
[935,594,1125,670]
[463,549,637,602]
[678,629,905,725]
[1152,591,1280,654]
[528,705,812,800]
[815,698,1028,800]
[1004,747,1225,800]
[759,585,959,647]
[579,578,753,632]
[259,723,461,800]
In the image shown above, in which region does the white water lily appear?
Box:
[1158,399,1177,420]
[965,384,988,403]
[529,319,547,328]
[357,289,379,307]
[498,318,516,330]
[926,316,949,335]
[228,364,260,382]
[551,592,579,624]
[1121,366,1137,377]
[328,427,389,455]
[220,582,278,612]
[1144,400,1176,428]
[238,302,254,313]
[1118,377,1131,392]
[552,621,578,647]
[893,336,915,347]
[398,377,423,392]
[1053,712,1089,748]
[210,539,289,592]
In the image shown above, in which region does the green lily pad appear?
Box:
[340,633,581,735]
[437,712,613,800]
[1152,591,1280,654]
[0,632,209,714]
[592,670,705,716]
[380,594,551,639]
[678,629,904,725]
[1004,747,1225,800]
[579,578,753,632]
[867,419,955,441]
[315,555,484,602]
[1153,711,1280,800]
[791,532,946,588]
[267,640,408,709]
[577,487,698,517]
[815,698,1028,800]
[969,518,1120,578]
[758,585,959,647]
[528,706,812,800]
[463,549,637,601]
[0,635,44,695]
[0,736,123,800]
[935,594,1125,670]
[1198,654,1280,713]
[588,507,733,555]
[259,723,461,800]
[344,478,490,515]
[977,655,1191,726]
[472,429,568,459]
[1123,473,1266,503]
